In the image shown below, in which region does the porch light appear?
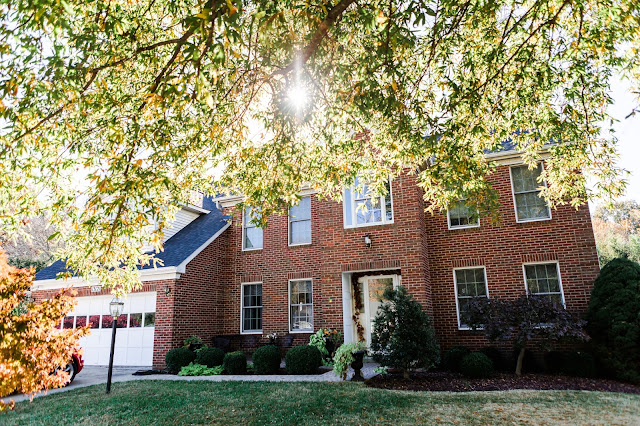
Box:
[364,234,372,248]
[106,297,124,394]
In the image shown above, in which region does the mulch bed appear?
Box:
[365,371,640,394]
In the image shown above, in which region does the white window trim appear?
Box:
[522,261,566,308]
[240,282,263,334]
[509,164,552,223]
[288,196,312,247]
[453,266,490,331]
[288,278,314,333]
[242,207,263,251]
[343,178,394,229]
[446,200,481,230]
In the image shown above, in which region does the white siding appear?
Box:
[163,209,200,241]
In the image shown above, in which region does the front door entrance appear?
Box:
[357,274,400,344]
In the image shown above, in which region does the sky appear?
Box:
[609,76,640,202]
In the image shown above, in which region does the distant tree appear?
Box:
[464,295,588,376]
[592,201,640,265]
[586,258,640,384]
[370,285,440,379]
[0,250,86,412]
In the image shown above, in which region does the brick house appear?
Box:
[32,147,600,368]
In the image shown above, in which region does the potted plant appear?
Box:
[183,336,204,352]
[332,341,367,381]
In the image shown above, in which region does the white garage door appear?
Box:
[62,292,156,366]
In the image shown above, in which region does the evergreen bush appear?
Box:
[252,345,281,374]
[370,286,440,378]
[460,352,494,379]
[165,347,196,374]
[222,351,247,374]
[586,257,640,384]
[195,347,225,368]
[285,345,322,374]
[564,351,596,378]
[480,347,507,371]
[442,346,471,372]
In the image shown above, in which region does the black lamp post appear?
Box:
[106,297,124,394]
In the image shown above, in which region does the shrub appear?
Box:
[195,347,225,368]
[165,348,196,373]
[544,351,567,375]
[442,346,471,372]
[564,351,596,378]
[223,351,247,374]
[370,286,440,379]
[460,352,494,379]
[332,341,367,380]
[586,257,640,384]
[480,347,507,371]
[178,363,223,376]
[252,345,281,374]
[285,345,323,374]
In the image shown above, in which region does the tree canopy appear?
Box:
[1,0,638,294]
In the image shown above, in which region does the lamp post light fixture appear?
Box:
[106,297,124,394]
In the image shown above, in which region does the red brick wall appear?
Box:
[425,165,600,350]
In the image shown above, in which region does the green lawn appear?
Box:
[5,381,640,425]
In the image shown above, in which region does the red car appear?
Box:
[62,352,84,385]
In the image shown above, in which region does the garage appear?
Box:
[61,292,156,366]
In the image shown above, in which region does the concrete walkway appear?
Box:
[2,363,380,405]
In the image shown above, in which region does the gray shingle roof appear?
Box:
[35,200,229,281]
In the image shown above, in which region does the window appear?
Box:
[101,314,113,328]
[75,316,87,328]
[344,177,393,228]
[144,312,155,327]
[454,267,489,329]
[88,315,100,328]
[510,164,551,222]
[289,197,311,245]
[115,314,127,328]
[242,206,263,250]
[289,279,313,332]
[241,283,263,333]
[524,263,565,306]
[129,313,143,328]
[63,316,74,329]
[447,199,479,229]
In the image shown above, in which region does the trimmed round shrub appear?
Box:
[195,347,225,368]
[285,345,322,374]
[544,350,567,375]
[223,351,247,374]
[586,258,640,384]
[442,346,470,372]
[480,347,507,371]
[165,347,196,373]
[564,351,597,378]
[252,345,281,374]
[460,352,494,379]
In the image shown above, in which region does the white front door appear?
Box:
[357,275,399,344]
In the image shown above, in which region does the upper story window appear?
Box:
[447,199,479,229]
[510,164,551,222]
[289,279,313,332]
[343,177,393,228]
[289,197,311,246]
[242,206,263,250]
[453,267,489,329]
[523,262,565,307]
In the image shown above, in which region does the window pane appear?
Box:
[244,226,263,249]
[115,314,127,328]
[63,316,74,329]
[88,315,100,328]
[75,316,87,328]
[449,200,478,227]
[144,312,155,327]
[129,313,143,328]
[289,197,311,221]
[455,268,488,327]
[524,264,562,304]
[242,284,263,332]
[290,220,311,245]
[291,304,313,331]
[101,315,113,328]
[512,164,542,192]
[344,188,353,226]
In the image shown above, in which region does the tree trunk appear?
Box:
[403,369,409,379]
[515,347,526,376]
